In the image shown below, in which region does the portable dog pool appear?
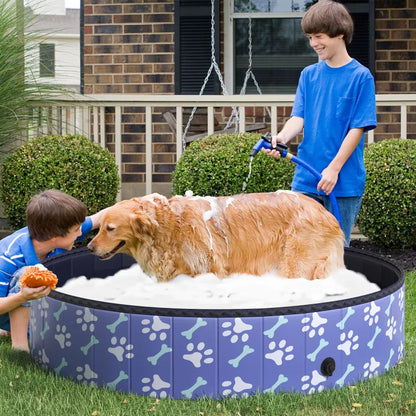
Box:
[29,247,404,399]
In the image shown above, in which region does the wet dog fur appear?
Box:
[87,191,345,281]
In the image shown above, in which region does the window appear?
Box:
[230,0,317,94]
[39,43,55,78]
[226,0,374,94]
[174,0,220,94]
[175,0,374,95]
[340,1,375,74]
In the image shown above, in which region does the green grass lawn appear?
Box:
[1,271,415,416]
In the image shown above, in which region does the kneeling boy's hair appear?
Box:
[26,189,87,241]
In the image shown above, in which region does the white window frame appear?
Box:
[224,0,310,94]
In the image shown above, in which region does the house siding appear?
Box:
[83,0,416,195]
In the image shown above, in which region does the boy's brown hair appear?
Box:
[26,189,87,241]
[302,0,354,45]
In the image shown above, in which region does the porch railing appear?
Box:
[30,93,416,196]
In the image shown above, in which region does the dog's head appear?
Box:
[87,198,160,261]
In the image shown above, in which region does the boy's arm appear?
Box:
[89,207,111,230]
[274,116,304,144]
[317,127,364,195]
[0,286,51,315]
[77,207,112,242]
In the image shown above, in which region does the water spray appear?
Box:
[249,133,342,228]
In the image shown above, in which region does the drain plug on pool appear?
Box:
[321,357,336,377]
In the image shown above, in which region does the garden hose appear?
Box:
[250,133,342,228]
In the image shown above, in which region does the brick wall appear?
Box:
[84,0,175,196]
[84,1,174,95]
[83,0,415,196]
[374,0,416,141]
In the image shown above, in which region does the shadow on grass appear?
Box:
[0,337,35,369]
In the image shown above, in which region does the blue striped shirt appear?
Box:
[0,217,92,297]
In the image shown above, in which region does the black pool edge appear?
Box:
[43,247,405,318]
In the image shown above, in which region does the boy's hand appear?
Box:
[261,135,284,159]
[318,166,339,195]
[20,285,51,302]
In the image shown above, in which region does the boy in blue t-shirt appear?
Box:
[263,0,377,245]
[0,189,107,351]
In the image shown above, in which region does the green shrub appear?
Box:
[357,138,416,248]
[0,134,120,229]
[172,132,295,196]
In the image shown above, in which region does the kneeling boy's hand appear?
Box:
[20,285,51,301]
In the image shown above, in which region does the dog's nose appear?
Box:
[87,242,95,252]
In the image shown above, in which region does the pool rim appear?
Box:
[45,246,404,318]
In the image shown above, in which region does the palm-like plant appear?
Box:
[0,1,62,155]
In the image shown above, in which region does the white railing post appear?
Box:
[100,107,106,148]
[238,106,245,133]
[115,106,122,201]
[176,106,183,159]
[207,106,215,136]
[367,130,374,144]
[401,104,407,139]
[93,106,99,144]
[145,105,152,195]
[271,106,277,137]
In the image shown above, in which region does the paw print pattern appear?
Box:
[386,317,397,341]
[337,330,359,356]
[265,340,294,366]
[221,318,252,344]
[398,341,404,360]
[141,374,170,398]
[36,348,49,365]
[398,288,405,311]
[38,298,49,319]
[76,308,97,332]
[76,364,98,385]
[363,357,380,379]
[364,302,380,327]
[141,317,170,341]
[183,342,214,368]
[108,336,134,362]
[301,371,326,394]
[301,312,327,338]
[221,376,252,397]
[54,324,71,349]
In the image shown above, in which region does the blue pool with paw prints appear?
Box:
[29,247,404,399]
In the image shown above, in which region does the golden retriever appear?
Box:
[87,191,345,281]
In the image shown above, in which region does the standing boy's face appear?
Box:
[306,32,344,62]
[53,224,83,250]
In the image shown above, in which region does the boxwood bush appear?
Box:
[0,134,120,229]
[357,138,416,248]
[172,132,295,196]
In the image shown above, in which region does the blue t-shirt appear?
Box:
[291,59,377,197]
[0,217,93,297]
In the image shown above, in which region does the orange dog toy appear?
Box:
[19,266,58,290]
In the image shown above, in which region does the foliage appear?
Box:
[0,2,63,155]
[0,134,120,229]
[172,133,295,196]
[357,138,416,248]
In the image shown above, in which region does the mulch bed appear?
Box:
[350,239,416,272]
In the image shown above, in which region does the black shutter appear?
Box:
[340,0,375,75]
[174,0,220,94]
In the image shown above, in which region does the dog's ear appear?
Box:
[129,211,158,238]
